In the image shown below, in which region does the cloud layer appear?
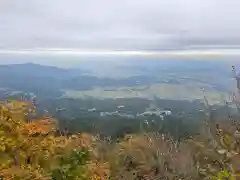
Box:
[1,0,240,51]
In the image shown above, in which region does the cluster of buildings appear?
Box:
[137,109,172,117]
[53,98,173,120]
[100,111,135,119]
[99,104,172,119]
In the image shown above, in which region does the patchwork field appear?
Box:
[62,83,228,104]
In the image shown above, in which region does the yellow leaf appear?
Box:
[0,145,6,151]
[224,133,232,149]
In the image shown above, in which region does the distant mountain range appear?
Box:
[0,63,167,98]
[0,63,84,79]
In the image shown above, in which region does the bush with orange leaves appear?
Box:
[0,100,94,180]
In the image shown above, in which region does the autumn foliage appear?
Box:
[0,100,99,180]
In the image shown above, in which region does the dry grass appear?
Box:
[84,116,240,180]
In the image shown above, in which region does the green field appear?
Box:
[62,83,228,105]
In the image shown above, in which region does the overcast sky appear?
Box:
[1,0,240,53]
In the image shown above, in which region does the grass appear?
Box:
[62,83,227,104]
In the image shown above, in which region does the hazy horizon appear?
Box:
[0,54,238,71]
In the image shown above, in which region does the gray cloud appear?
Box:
[1,0,240,50]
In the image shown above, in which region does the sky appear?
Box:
[1,0,240,56]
